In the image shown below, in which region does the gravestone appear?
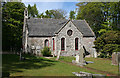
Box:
[77,46,85,66]
[75,55,79,63]
[19,48,22,60]
[31,45,35,54]
[112,52,119,65]
[56,51,61,60]
[72,46,86,66]
[118,52,120,75]
[36,46,41,56]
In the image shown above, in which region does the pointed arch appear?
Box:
[75,38,78,50]
[45,39,49,47]
[61,38,65,51]
[53,38,55,51]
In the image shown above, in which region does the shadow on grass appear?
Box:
[2,54,58,77]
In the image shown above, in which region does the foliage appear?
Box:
[78,2,120,58]
[69,11,75,20]
[41,47,51,56]
[98,22,112,35]
[27,4,39,17]
[2,2,25,51]
[94,31,120,58]
[76,2,104,36]
[38,9,67,19]
[100,44,120,58]
[50,9,67,19]
[76,2,120,37]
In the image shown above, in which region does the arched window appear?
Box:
[45,39,49,47]
[53,38,55,51]
[75,38,78,50]
[61,38,65,51]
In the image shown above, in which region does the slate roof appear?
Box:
[27,18,95,37]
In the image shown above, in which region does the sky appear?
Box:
[23,2,79,18]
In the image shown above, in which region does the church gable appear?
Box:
[55,20,84,56]
[57,20,83,37]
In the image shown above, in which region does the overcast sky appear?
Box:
[22,2,79,18]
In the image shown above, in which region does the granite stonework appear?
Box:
[27,37,54,55]
[23,8,97,57]
[55,21,83,56]
[82,37,96,57]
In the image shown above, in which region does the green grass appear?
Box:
[56,56,118,75]
[85,57,118,75]
[2,54,101,76]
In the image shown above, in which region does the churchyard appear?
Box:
[2,54,118,77]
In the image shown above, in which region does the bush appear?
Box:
[94,30,120,58]
[41,47,51,56]
[102,44,120,55]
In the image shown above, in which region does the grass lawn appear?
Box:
[58,56,118,75]
[2,54,102,77]
[85,57,118,75]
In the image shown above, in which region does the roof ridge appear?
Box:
[28,17,68,20]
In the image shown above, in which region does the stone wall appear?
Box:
[27,37,53,54]
[82,37,97,57]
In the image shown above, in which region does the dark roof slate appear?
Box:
[27,18,95,37]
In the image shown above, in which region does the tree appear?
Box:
[76,2,120,36]
[27,4,38,17]
[38,9,67,19]
[98,21,112,35]
[94,31,120,58]
[69,11,75,20]
[44,10,52,18]
[76,2,104,36]
[2,2,25,51]
[45,9,67,19]
[52,9,67,19]
[38,13,45,18]
[108,2,120,31]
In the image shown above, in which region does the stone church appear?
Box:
[23,8,97,57]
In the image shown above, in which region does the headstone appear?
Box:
[73,46,86,66]
[94,51,97,58]
[77,47,85,66]
[75,55,79,63]
[118,52,120,75]
[19,51,21,60]
[86,61,94,64]
[31,45,35,54]
[112,52,119,65]
[56,51,61,60]
[36,46,41,56]
[19,48,22,60]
